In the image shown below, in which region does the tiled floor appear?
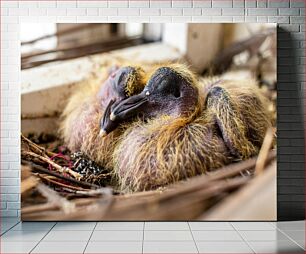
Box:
[0,218,304,253]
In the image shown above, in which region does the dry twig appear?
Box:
[22,161,100,190]
[22,150,81,180]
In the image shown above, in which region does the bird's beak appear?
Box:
[98,129,107,138]
[110,92,148,122]
[99,99,118,137]
[110,112,116,121]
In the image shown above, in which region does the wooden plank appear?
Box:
[187,24,223,73]
[202,160,277,221]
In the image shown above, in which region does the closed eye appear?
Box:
[173,89,180,98]
[117,73,126,85]
[159,79,168,90]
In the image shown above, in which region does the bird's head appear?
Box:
[99,66,146,137]
[107,64,200,131]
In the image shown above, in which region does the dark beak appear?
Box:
[99,99,119,137]
[110,92,148,122]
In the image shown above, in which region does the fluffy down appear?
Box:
[113,76,272,192]
[113,114,231,192]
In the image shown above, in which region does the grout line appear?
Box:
[187,222,200,254]
[230,221,239,231]
[228,221,236,231]
[230,222,256,254]
[83,222,97,254]
[90,229,147,231]
[0,220,20,236]
[141,222,145,254]
[29,222,57,254]
[268,222,277,229]
[276,227,305,251]
[231,222,277,231]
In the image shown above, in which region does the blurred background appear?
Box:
[21,23,276,75]
[21,23,161,69]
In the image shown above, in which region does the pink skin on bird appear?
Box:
[97,67,122,108]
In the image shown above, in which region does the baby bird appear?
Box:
[60,66,147,169]
[103,64,272,192]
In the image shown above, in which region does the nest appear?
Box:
[21,130,276,221]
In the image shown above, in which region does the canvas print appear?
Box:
[21,23,277,220]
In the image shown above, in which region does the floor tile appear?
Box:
[0,231,47,242]
[189,222,234,231]
[239,230,291,241]
[197,241,253,253]
[282,230,305,241]
[282,230,305,249]
[1,229,8,235]
[295,240,305,250]
[90,230,143,241]
[145,222,189,230]
[192,230,242,241]
[85,241,142,253]
[143,241,198,253]
[32,241,87,253]
[1,221,20,228]
[42,230,92,242]
[96,222,144,231]
[1,227,14,235]
[144,230,193,241]
[0,241,37,253]
[248,240,304,253]
[1,218,21,223]
[11,222,55,231]
[52,222,96,231]
[269,222,277,228]
[276,221,305,231]
[231,222,275,231]
[1,222,20,234]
